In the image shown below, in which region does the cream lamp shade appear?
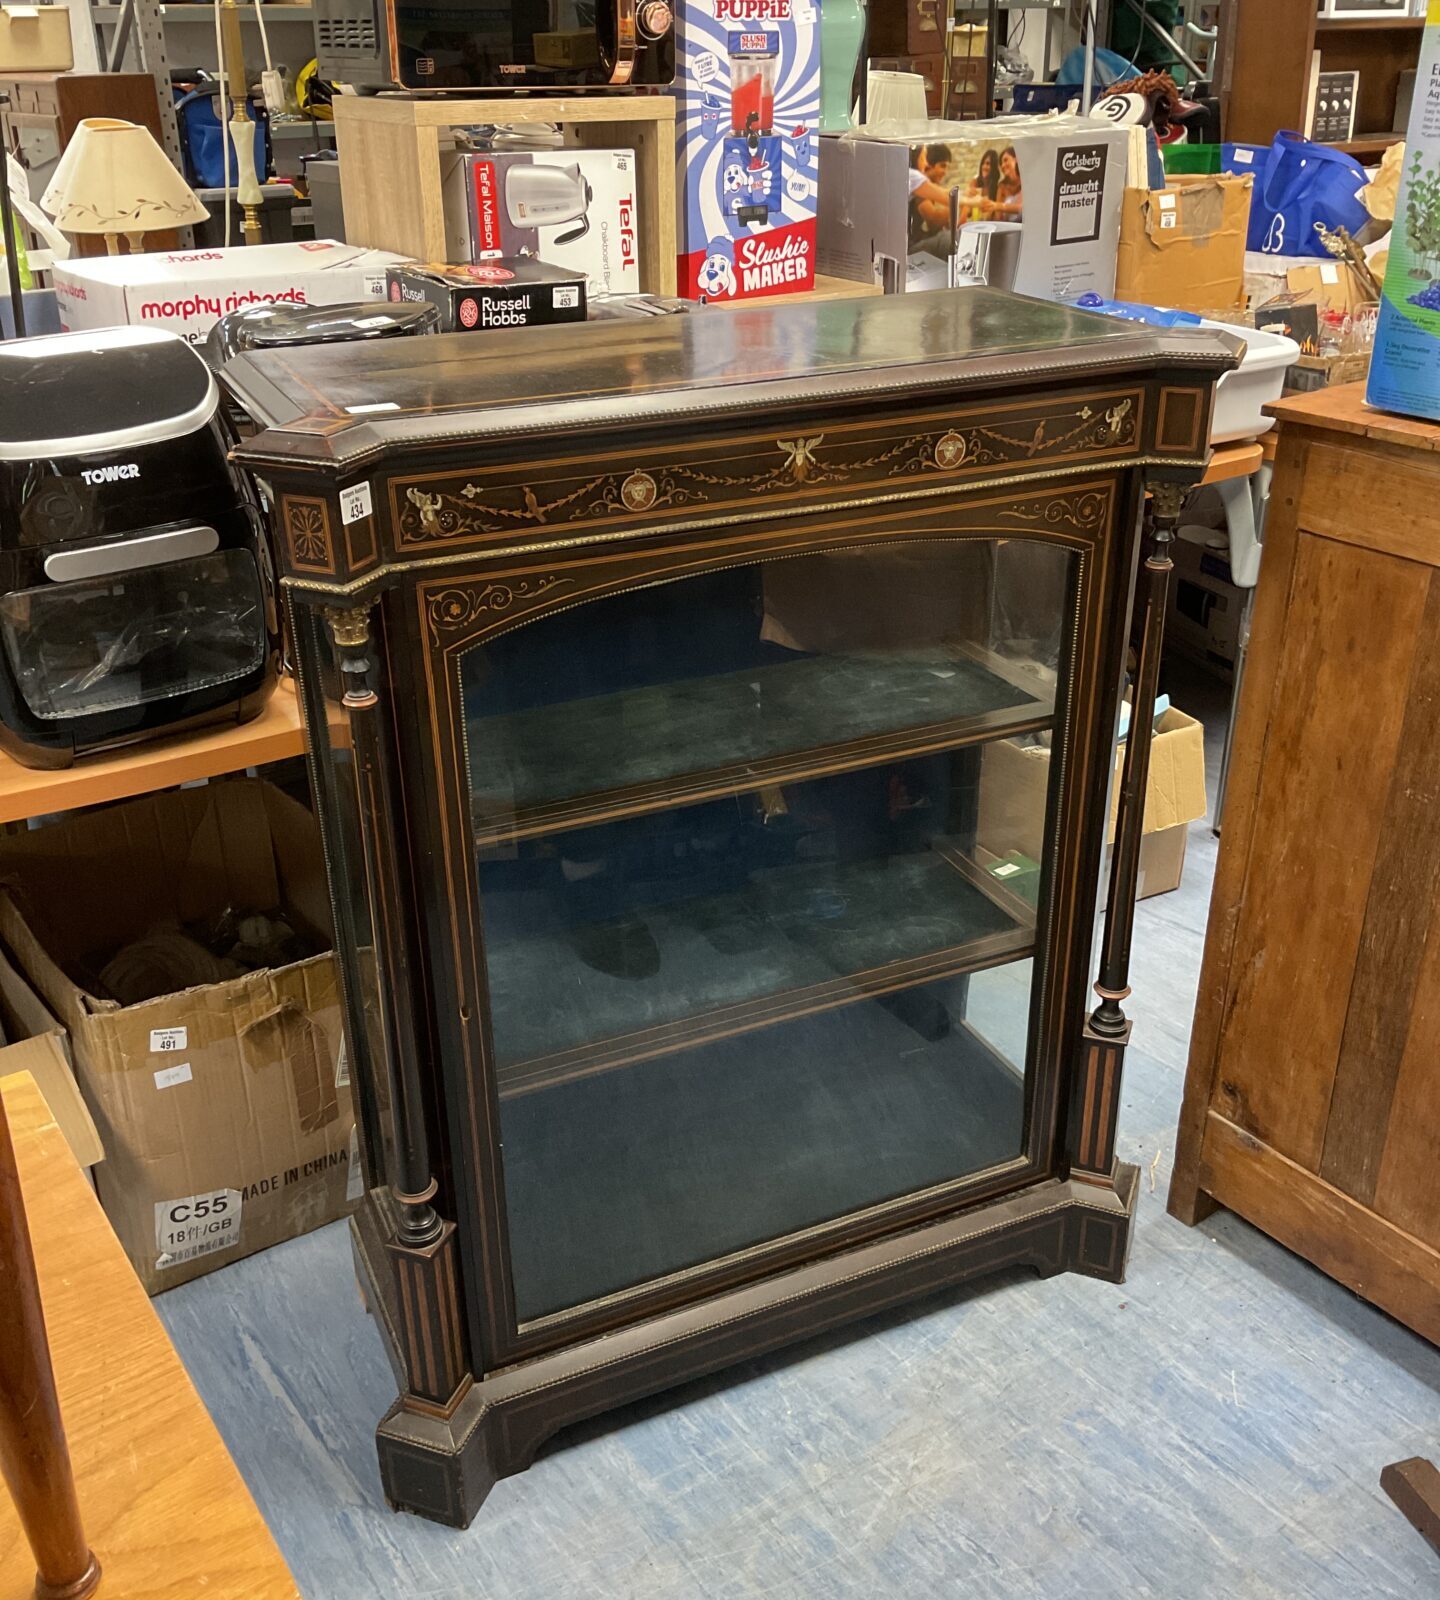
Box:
[40,118,208,252]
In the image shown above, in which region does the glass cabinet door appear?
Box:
[461,539,1077,1324]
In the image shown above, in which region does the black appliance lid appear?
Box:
[205,301,439,367]
[0,327,218,461]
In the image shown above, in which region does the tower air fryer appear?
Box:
[0,327,278,769]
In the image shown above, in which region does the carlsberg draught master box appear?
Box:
[674,0,819,300]
[1368,1,1440,421]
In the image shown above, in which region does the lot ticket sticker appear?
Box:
[155,1188,242,1270]
[340,481,373,525]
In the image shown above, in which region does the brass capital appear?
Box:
[322,604,372,649]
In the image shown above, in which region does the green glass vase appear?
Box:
[819,0,867,134]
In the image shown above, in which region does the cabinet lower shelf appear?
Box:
[470,647,1050,846]
[489,840,1035,1098]
[502,987,1029,1321]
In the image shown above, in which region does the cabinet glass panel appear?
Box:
[462,541,1076,1322]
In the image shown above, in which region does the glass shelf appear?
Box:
[468,645,1052,846]
[502,971,1028,1320]
[486,832,1035,1098]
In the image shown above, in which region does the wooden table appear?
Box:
[0,1070,300,1600]
[0,679,308,827]
[1170,383,1440,1345]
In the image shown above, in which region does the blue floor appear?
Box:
[158,665,1440,1598]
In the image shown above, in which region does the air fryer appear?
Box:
[503,164,593,251]
[0,327,279,769]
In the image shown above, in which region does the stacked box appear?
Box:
[441,148,641,298]
[673,0,820,301]
[387,259,587,331]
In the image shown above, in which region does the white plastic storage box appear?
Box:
[1201,317,1300,441]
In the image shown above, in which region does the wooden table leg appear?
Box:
[1382,1457,1440,1560]
[0,1089,100,1600]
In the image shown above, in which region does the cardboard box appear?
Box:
[673,0,819,301]
[0,780,360,1293]
[387,258,586,331]
[1367,1,1440,420]
[977,705,1207,903]
[0,5,73,71]
[1114,174,1252,315]
[440,148,640,298]
[818,117,1127,302]
[53,240,408,346]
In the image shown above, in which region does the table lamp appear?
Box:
[40,118,208,254]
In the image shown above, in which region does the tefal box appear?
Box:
[52,240,408,345]
[818,116,1127,302]
[441,147,641,298]
[387,258,586,331]
[672,0,820,301]
[0,779,360,1294]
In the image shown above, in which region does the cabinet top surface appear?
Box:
[1269,382,1440,456]
[226,288,1237,474]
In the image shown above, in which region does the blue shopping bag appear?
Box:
[1246,131,1370,257]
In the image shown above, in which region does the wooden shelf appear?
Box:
[1334,132,1406,156]
[1315,14,1424,30]
[92,1,314,15]
[702,273,886,309]
[0,1070,301,1599]
[0,677,309,827]
[489,838,1036,1098]
[504,1007,1027,1319]
[471,648,1052,847]
[332,93,677,295]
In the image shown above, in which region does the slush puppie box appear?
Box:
[673,0,820,300]
[1368,1,1440,422]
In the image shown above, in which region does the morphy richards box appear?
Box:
[387,258,586,330]
[818,117,1127,301]
[0,779,361,1294]
[53,240,408,346]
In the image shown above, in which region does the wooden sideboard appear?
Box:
[1170,384,1440,1344]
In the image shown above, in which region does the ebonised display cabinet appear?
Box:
[226,290,1235,1527]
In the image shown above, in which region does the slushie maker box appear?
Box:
[673,0,819,301]
[1367,0,1440,421]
